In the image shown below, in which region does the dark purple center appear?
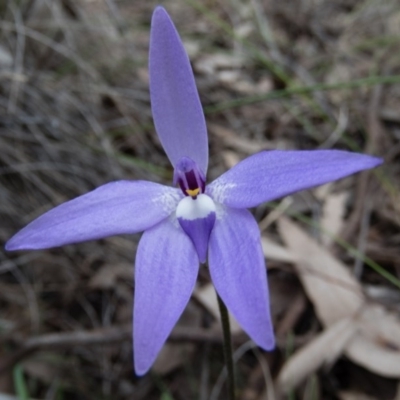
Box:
[173,157,206,199]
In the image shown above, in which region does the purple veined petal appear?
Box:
[150,7,208,175]
[176,194,216,263]
[6,180,181,251]
[133,217,199,375]
[207,150,383,208]
[208,206,275,350]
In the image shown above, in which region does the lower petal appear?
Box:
[176,194,216,263]
[133,218,199,375]
[208,207,274,350]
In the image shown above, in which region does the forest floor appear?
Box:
[1,0,400,399]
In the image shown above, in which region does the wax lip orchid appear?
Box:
[6,6,382,376]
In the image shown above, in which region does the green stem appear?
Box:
[217,293,236,400]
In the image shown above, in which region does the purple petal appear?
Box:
[207,150,382,208]
[208,207,274,350]
[6,181,180,251]
[133,218,199,375]
[150,7,208,174]
[177,194,216,263]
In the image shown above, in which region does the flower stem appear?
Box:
[216,293,236,400]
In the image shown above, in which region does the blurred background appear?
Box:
[1,0,400,399]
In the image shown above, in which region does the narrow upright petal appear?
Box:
[6,181,180,250]
[150,7,208,174]
[207,150,382,208]
[208,207,274,350]
[134,218,199,375]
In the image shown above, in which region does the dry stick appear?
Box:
[0,324,247,376]
[341,85,383,243]
[7,6,25,114]
[0,21,99,80]
[275,292,307,337]
[216,294,236,400]
[340,169,371,243]
[0,319,307,378]
[353,199,372,278]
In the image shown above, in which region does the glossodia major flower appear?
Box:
[6,6,382,375]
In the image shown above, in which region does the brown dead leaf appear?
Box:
[278,216,363,326]
[208,123,273,154]
[137,67,149,84]
[338,392,379,400]
[259,197,294,232]
[222,151,240,169]
[194,53,244,75]
[277,216,400,388]
[261,236,294,263]
[346,305,400,377]
[320,191,349,247]
[89,263,132,290]
[314,183,333,200]
[278,317,358,390]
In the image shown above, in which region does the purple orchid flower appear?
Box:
[6,6,382,375]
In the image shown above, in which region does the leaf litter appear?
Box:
[1,0,400,399]
[278,216,400,391]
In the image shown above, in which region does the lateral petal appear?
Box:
[133,218,199,375]
[6,181,180,250]
[207,150,382,208]
[208,206,275,350]
[150,7,208,174]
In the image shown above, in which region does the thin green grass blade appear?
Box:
[13,364,29,400]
